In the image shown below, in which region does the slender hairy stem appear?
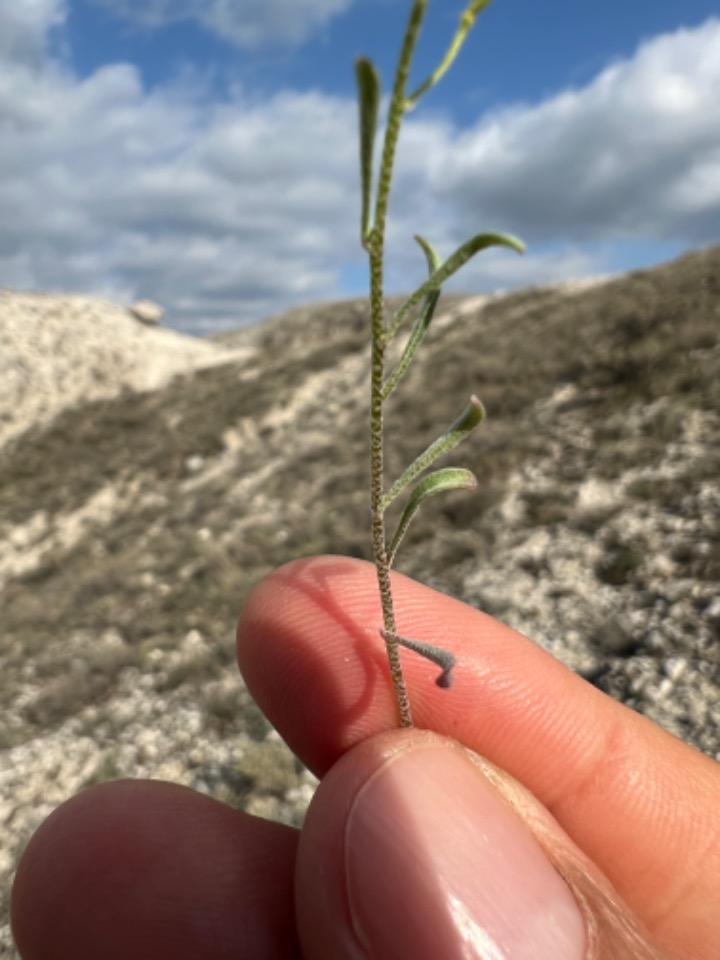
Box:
[369,297,411,726]
[358,0,517,725]
[367,1,429,727]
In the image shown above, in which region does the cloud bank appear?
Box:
[85,0,353,49]
[1,1,718,332]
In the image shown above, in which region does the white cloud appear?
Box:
[0,77,360,329]
[0,0,360,330]
[432,19,720,247]
[0,7,718,333]
[0,0,67,66]
[85,0,353,49]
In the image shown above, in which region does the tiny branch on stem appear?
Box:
[381,630,457,689]
[405,0,494,110]
[384,231,525,345]
[382,235,442,400]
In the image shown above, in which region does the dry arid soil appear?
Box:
[1,246,719,953]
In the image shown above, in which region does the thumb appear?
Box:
[296,731,669,960]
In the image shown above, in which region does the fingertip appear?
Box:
[236,554,579,781]
[11,780,299,960]
[296,732,666,960]
[295,732,589,960]
[237,556,398,772]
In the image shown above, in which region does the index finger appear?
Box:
[237,555,720,952]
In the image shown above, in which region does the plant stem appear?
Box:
[367,1,428,728]
[370,325,412,727]
[358,0,520,723]
[369,193,412,726]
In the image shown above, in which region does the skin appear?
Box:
[11,556,720,959]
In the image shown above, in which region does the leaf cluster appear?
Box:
[357,2,524,584]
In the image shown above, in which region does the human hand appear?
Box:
[12,556,719,959]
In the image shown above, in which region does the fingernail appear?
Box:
[345,743,586,960]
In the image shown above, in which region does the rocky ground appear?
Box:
[0,247,719,954]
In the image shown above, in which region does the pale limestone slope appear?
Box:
[0,291,251,450]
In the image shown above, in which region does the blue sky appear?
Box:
[1,0,719,334]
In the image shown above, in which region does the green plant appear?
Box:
[356,0,524,726]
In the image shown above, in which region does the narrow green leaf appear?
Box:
[387,467,477,567]
[405,0,493,110]
[382,235,441,399]
[384,231,525,343]
[382,395,485,509]
[355,57,381,246]
[414,233,442,273]
[467,0,494,12]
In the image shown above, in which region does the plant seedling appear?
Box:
[356,0,525,726]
